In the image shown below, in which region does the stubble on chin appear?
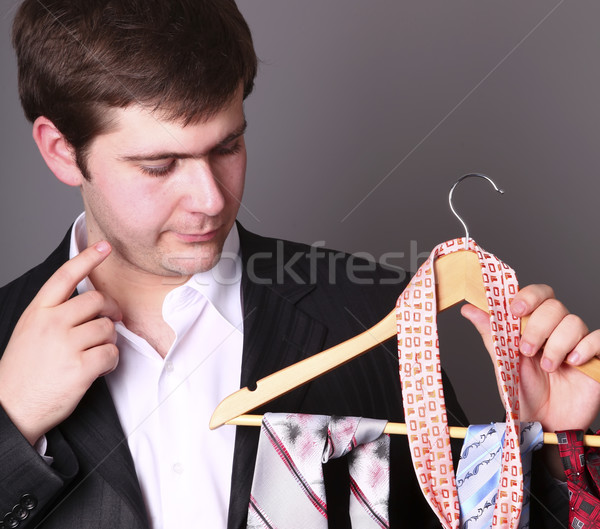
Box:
[160,241,223,278]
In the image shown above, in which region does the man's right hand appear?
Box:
[0,241,121,445]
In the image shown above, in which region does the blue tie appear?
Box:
[455,422,543,529]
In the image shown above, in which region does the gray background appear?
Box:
[1,0,599,424]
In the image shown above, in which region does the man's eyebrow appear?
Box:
[216,120,247,149]
[119,120,247,162]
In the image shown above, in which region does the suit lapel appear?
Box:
[227,225,329,529]
[61,379,149,525]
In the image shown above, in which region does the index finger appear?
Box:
[33,241,112,308]
[510,283,556,318]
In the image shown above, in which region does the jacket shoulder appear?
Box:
[0,230,71,353]
[237,223,408,310]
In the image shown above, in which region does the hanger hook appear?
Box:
[448,173,504,249]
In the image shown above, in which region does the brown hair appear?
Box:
[12,0,257,171]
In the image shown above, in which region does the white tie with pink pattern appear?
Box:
[247,413,390,528]
[397,238,524,529]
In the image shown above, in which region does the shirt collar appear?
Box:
[69,212,243,327]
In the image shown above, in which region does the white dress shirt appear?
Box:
[70,212,243,528]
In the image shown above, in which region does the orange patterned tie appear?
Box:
[396,238,524,529]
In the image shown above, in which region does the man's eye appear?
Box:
[140,160,176,177]
[214,141,242,156]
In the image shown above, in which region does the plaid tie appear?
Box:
[397,238,524,528]
[456,422,543,529]
[556,429,600,527]
[247,413,390,528]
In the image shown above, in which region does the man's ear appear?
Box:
[32,116,85,187]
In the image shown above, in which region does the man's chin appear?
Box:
[162,254,221,277]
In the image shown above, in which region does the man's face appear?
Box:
[79,91,246,279]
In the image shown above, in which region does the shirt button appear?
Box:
[172,462,184,474]
[164,361,174,373]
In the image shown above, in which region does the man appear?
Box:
[0,0,598,527]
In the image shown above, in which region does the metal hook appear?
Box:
[448,173,504,249]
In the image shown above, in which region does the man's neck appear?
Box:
[89,255,186,357]
[91,256,187,315]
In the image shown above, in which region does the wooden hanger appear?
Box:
[210,175,600,445]
[228,414,600,447]
[210,247,600,432]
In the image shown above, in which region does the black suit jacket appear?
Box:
[0,224,469,528]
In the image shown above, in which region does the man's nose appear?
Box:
[180,160,226,216]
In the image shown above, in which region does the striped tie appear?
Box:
[455,422,543,529]
[247,413,389,528]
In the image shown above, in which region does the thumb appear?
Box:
[460,303,494,354]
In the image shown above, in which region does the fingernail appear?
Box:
[541,358,553,371]
[96,241,110,253]
[511,301,526,317]
[521,341,534,356]
[567,350,580,365]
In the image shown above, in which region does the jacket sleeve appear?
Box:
[0,236,80,526]
[529,452,569,527]
[0,398,79,527]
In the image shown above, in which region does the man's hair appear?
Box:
[12,0,257,171]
